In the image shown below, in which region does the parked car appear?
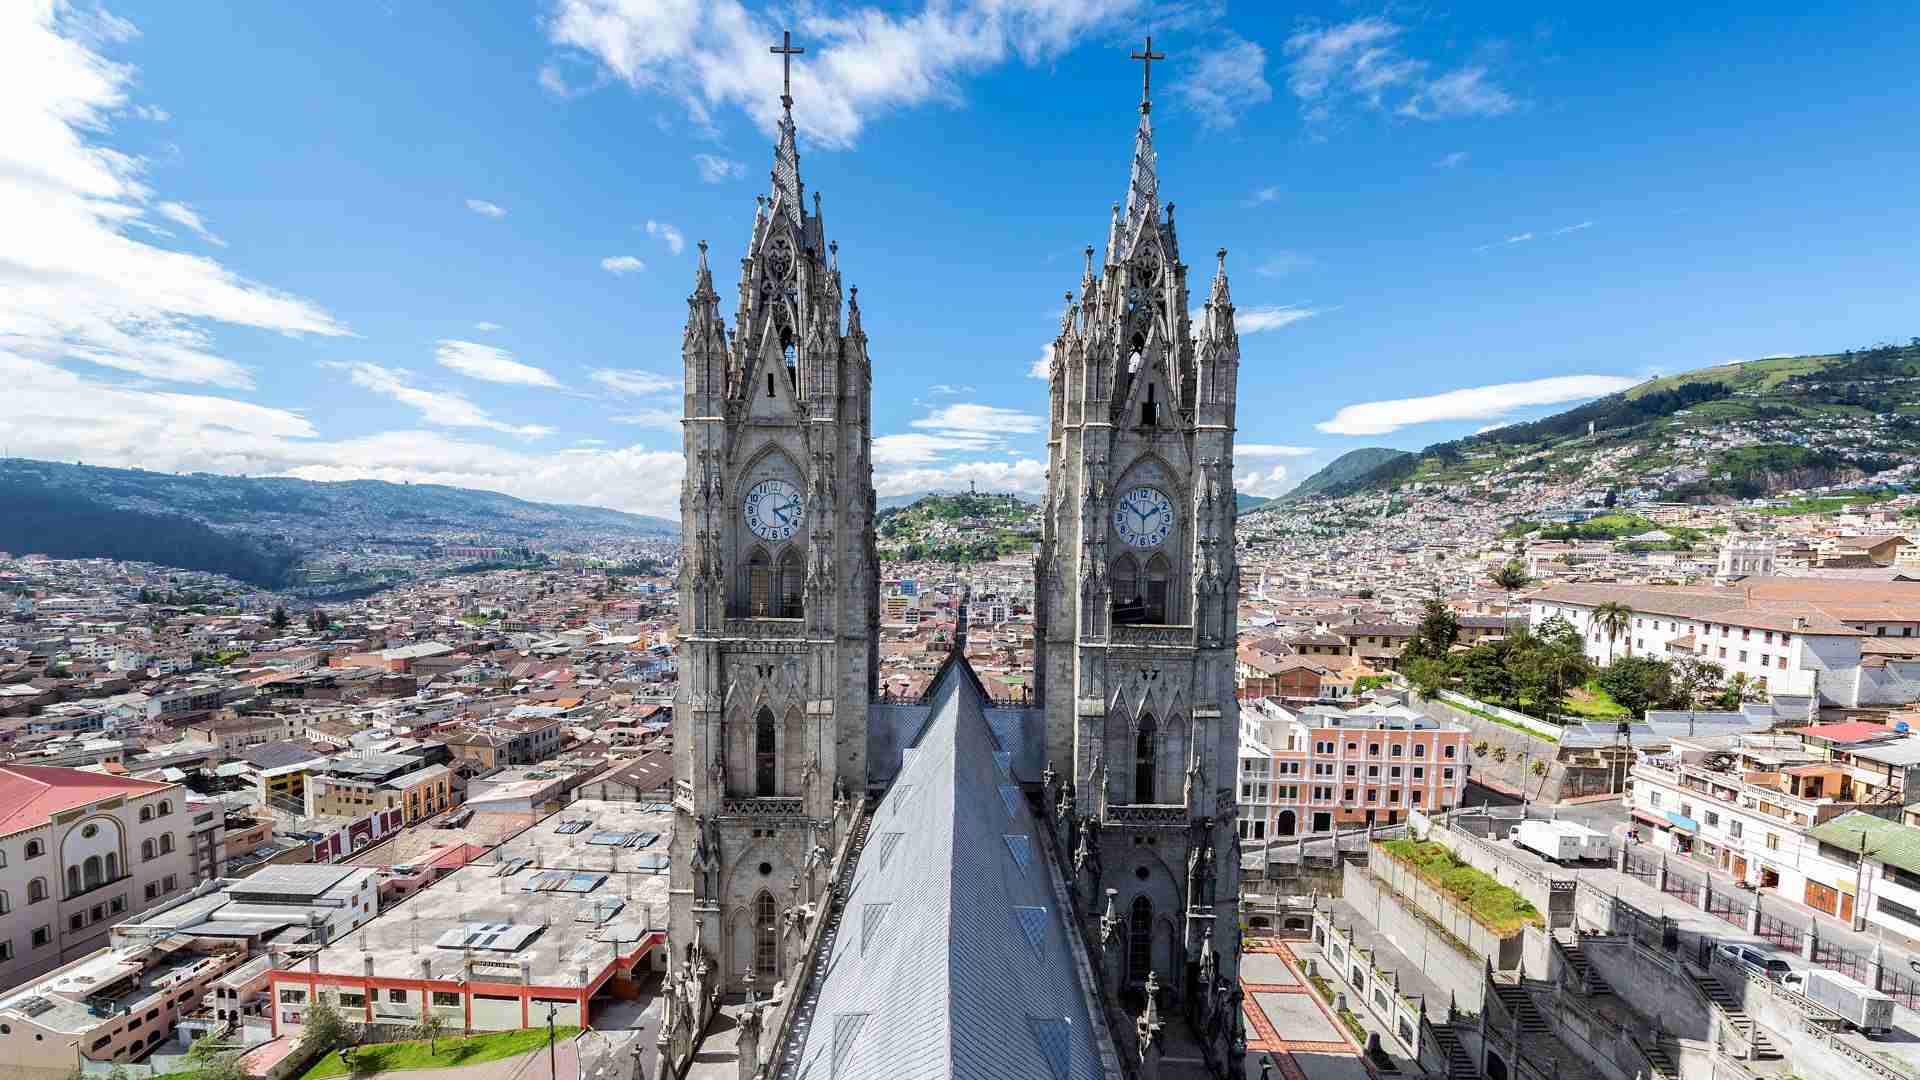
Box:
[1717,942,1796,981]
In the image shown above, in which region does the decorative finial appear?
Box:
[1130,36,1166,114]
[770,30,805,111]
[1084,244,1095,274]
[1216,247,1227,271]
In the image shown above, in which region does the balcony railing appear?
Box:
[1105,803,1188,827]
[1110,623,1193,647]
[719,796,806,817]
[722,618,808,639]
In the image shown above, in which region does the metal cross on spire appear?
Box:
[770,30,805,109]
[1130,36,1166,113]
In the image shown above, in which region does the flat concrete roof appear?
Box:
[301,800,671,989]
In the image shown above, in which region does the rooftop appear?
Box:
[0,765,173,837]
[304,800,670,987]
[1807,811,1920,877]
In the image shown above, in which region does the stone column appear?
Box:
[1801,923,1819,962]
[735,1001,764,1080]
[1745,895,1762,935]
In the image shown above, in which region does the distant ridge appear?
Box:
[1279,448,1413,503]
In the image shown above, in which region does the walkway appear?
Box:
[1239,939,1374,1080]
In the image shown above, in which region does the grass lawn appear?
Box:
[1561,681,1630,720]
[298,1027,581,1080]
[1376,839,1543,935]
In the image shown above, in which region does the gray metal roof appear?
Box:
[785,658,1104,1080]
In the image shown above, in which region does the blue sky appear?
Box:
[4,1,1917,518]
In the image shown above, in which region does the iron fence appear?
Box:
[1663,866,1700,901]
[1623,850,1658,884]
[1705,887,1749,928]
[1813,939,1870,984]
[1755,910,1803,952]
[1880,963,1920,1010]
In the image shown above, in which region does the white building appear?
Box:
[1717,535,1776,579]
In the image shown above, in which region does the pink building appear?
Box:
[1237,700,1470,842]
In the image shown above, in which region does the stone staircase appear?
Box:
[1553,929,1613,996]
[1490,978,1550,1038]
[1428,1022,1477,1080]
[1689,971,1782,1060]
[1638,1038,1680,1080]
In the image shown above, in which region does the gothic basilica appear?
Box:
[659,34,1246,1080]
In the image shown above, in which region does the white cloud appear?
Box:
[1475,231,1534,252]
[434,339,561,388]
[1316,374,1640,435]
[644,220,684,255]
[154,201,225,247]
[875,457,1049,498]
[128,102,168,123]
[608,408,682,431]
[910,403,1042,435]
[1552,220,1594,235]
[1254,251,1314,277]
[2,346,684,516]
[545,0,1143,148]
[1174,34,1272,129]
[600,255,645,274]
[1235,464,1294,498]
[1237,444,1316,458]
[693,153,744,182]
[465,198,506,219]
[1283,17,1517,124]
[0,3,349,389]
[1241,185,1282,208]
[1029,343,1053,379]
[1237,305,1334,333]
[1436,150,1469,168]
[926,384,973,396]
[589,368,677,397]
[873,431,998,467]
[474,321,502,332]
[327,361,552,438]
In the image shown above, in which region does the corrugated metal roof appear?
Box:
[783,657,1103,1079]
[1807,812,1920,876]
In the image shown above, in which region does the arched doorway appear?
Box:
[1277,810,1297,837]
[1486,1051,1509,1080]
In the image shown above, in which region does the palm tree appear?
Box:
[1491,559,1533,593]
[1593,601,1634,662]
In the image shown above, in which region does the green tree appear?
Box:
[1491,559,1533,593]
[1405,656,1451,699]
[270,604,289,629]
[1716,672,1768,708]
[306,607,332,632]
[1596,656,1674,716]
[1592,601,1634,662]
[1669,655,1726,709]
[1457,641,1515,704]
[413,1013,447,1056]
[1405,596,1460,662]
[300,999,352,1057]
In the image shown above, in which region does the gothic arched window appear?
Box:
[1135,714,1158,804]
[1112,555,1140,625]
[1128,896,1153,983]
[754,891,779,976]
[1142,382,1157,427]
[776,550,803,619]
[1145,554,1170,624]
[754,707,778,797]
[748,549,772,616]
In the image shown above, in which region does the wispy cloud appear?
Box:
[874,401,1045,468]
[1237,444,1316,458]
[1236,464,1295,498]
[0,3,349,390]
[1255,251,1315,277]
[1241,185,1283,208]
[465,198,506,219]
[693,153,744,182]
[589,368,677,397]
[644,220,684,255]
[607,408,681,431]
[1174,34,1272,129]
[434,340,561,389]
[1317,374,1639,435]
[545,0,1147,148]
[600,255,645,274]
[1237,305,1336,333]
[1283,16,1519,126]
[1475,221,1593,251]
[154,201,225,247]
[1436,150,1469,168]
[474,321,502,332]
[327,362,552,437]
[1551,220,1594,235]
[927,384,974,396]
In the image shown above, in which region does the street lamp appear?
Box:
[546,1001,558,1080]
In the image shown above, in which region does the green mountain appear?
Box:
[875,492,1039,562]
[1280,447,1414,503]
[1285,341,1920,503]
[1235,493,1272,514]
[0,458,676,588]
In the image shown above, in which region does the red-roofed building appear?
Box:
[0,765,197,984]
[1788,721,1902,747]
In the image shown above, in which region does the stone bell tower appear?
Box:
[1033,36,1245,1025]
[669,31,879,1001]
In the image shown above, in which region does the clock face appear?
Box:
[743,479,805,542]
[1113,485,1174,548]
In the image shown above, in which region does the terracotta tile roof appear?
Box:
[0,764,173,836]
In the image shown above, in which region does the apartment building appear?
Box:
[305,752,454,825]
[0,767,196,986]
[1237,699,1469,841]
[1628,733,1900,919]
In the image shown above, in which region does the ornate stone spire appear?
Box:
[769,31,806,226]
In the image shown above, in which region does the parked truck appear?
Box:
[1800,968,1896,1035]
[1509,820,1611,864]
